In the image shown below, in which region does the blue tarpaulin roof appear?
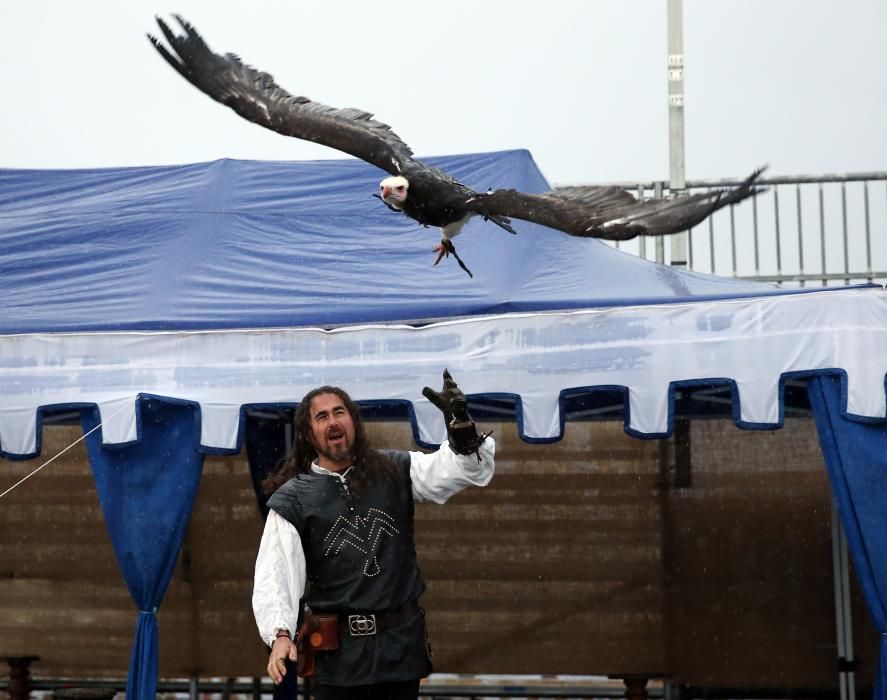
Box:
[0,149,794,333]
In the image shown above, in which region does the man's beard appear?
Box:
[317,440,353,465]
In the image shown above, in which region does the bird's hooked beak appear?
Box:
[379,176,408,209]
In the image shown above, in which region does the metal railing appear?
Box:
[2,676,663,700]
[557,172,887,287]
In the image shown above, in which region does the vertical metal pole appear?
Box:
[863,182,872,282]
[831,500,857,700]
[667,0,688,267]
[729,204,737,277]
[752,195,761,277]
[638,184,648,260]
[796,186,805,288]
[773,188,782,280]
[707,200,715,273]
[654,182,666,263]
[841,183,850,284]
[818,184,827,286]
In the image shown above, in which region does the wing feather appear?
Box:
[468,168,766,240]
[148,16,413,175]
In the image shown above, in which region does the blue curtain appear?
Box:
[809,375,887,700]
[82,398,204,700]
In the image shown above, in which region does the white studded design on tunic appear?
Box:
[321,507,400,577]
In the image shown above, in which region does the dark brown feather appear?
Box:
[467,168,766,241]
[148,16,413,176]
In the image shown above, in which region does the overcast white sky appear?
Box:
[1,1,885,185]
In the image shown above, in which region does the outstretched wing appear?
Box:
[148,16,414,176]
[468,168,766,241]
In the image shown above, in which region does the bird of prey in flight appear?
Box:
[149,16,764,278]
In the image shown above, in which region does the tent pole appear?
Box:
[831,499,856,700]
[654,182,665,264]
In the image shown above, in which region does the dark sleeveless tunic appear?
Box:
[266,450,432,686]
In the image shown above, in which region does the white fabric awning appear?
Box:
[1,286,885,458]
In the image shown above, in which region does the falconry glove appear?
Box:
[422,369,490,457]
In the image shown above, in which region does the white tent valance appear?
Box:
[2,286,884,458]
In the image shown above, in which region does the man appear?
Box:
[253,370,495,700]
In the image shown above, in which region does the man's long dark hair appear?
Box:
[262,385,398,499]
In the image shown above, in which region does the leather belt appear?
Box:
[338,601,421,637]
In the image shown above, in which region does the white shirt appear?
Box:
[252,438,495,646]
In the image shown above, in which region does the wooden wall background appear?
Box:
[0,418,877,690]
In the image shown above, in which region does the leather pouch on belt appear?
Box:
[296,614,340,678]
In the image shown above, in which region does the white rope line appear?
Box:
[0,402,133,501]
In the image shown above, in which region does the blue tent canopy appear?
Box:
[2,150,886,699]
[0,150,797,333]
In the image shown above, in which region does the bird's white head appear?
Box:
[380,175,409,209]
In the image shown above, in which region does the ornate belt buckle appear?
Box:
[348,614,377,636]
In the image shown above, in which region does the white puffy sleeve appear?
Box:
[409,436,496,504]
[252,510,306,647]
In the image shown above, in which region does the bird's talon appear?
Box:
[432,243,449,266]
